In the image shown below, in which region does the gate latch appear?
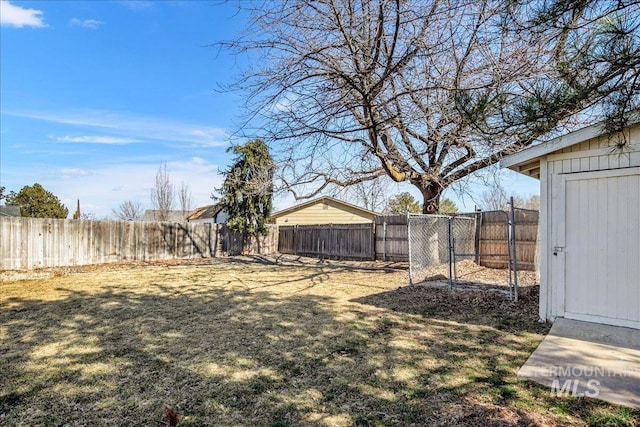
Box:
[553,246,565,256]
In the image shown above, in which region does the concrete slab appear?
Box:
[517,318,640,409]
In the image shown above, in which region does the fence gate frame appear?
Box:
[408,198,520,301]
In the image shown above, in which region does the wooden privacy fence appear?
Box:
[478,209,539,270]
[374,211,539,270]
[0,217,278,270]
[278,223,375,260]
[1,214,536,270]
[375,215,408,261]
[227,224,279,257]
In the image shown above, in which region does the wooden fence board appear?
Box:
[0,218,277,270]
[374,215,408,261]
[278,223,374,260]
[278,212,538,269]
[477,209,538,270]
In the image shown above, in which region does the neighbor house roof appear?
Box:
[0,206,21,217]
[186,204,223,221]
[271,196,378,219]
[501,114,640,179]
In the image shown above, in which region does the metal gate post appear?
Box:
[474,209,482,265]
[510,197,519,301]
[447,216,453,290]
[407,213,413,286]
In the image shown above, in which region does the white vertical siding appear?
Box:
[562,171,640,328]
[543,124,640,328]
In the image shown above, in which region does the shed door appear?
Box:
[558,167,640,329]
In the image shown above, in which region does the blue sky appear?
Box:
[0,0,539,217]
[1,0,248,217]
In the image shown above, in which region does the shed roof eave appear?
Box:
[501,112,640,171]
[500,122,605,170]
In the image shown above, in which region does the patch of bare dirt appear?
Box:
[353,281,546,334]
[422,259,537,287]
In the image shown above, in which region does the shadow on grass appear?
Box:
[351,284,549,334]
[1,265,637,427]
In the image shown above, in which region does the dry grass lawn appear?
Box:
[1,256,638,426]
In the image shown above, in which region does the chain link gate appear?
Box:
[408,203,519,300]
[407,214,451,286]
[448,214,478,288]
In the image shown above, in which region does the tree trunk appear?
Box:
[419,183,443,215]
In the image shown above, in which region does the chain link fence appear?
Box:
[408,207,519,300]
[407,214,451,285]
[449,214,477,262]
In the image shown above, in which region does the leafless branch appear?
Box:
[221,0,640,213]
[150,163,175,221]
[112,200,144,221]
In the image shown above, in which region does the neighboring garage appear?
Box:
[502,119,640,330]
[271,196,378,225]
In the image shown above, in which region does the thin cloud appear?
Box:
[0,0,47,28]
[59,158,220,217]
[2,156,224,217]
[7,109,229,147]
[70,18,103,29]
[117,1,155,11]
[60,168,91,176]
[54,135,140,144]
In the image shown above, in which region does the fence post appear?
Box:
[474,208,482,265]
[407,213,413,285]
[509,197,519,301]
[382,220,387,261]
[447,217,454,290]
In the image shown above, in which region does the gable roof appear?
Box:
[0,206,21,217]
[186,204,223,221]
[501,114,640,179]
[271,196,378,219]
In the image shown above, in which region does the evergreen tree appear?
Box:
[219,139,273,237]
[387,192,421,215]
[6,183,68,218]
[72,200,81,220]
[438,198,459,215]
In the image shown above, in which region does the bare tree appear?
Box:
[80,212,98,220]
[178,181,192,215]
[224,0,640,213]
[330,175,390,213]
[112,200,144,221]
[150,163,175,221]
[477,179,540,211]
[478,180,509,211]
[521,194,540,211]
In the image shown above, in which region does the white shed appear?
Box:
[501,120,640,329]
